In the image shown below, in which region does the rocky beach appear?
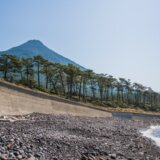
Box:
[0,113,159,160]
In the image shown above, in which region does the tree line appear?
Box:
[0,54,160,112]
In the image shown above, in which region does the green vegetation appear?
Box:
[0,54,160,112]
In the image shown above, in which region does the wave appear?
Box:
[141,126,160,147]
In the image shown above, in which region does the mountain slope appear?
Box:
[0,40,85,69]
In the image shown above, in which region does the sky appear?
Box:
[0,0,160,91]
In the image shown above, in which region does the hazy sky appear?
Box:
[0,0,160,91]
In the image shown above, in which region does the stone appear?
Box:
[0,154,8,160]
[17,155,23,159]
[27,155,35,160]
[110,154,116,159]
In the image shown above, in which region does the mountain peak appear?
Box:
[0,40,85,70]
[22,39,44,47]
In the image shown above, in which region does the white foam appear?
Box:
[141,126,160,147]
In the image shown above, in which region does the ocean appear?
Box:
[141,126,160,147]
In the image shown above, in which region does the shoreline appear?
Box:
[141,126,160,147]
[0,113,159,160]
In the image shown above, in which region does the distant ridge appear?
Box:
[0,40,85,70]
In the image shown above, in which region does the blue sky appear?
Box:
[0,0,160,91]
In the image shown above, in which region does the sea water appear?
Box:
[141,126,160,146]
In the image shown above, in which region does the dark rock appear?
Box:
[0,113,158,159]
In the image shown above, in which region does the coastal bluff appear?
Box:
[0,80,111,117]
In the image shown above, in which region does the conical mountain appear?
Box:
[0,40,85,69]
